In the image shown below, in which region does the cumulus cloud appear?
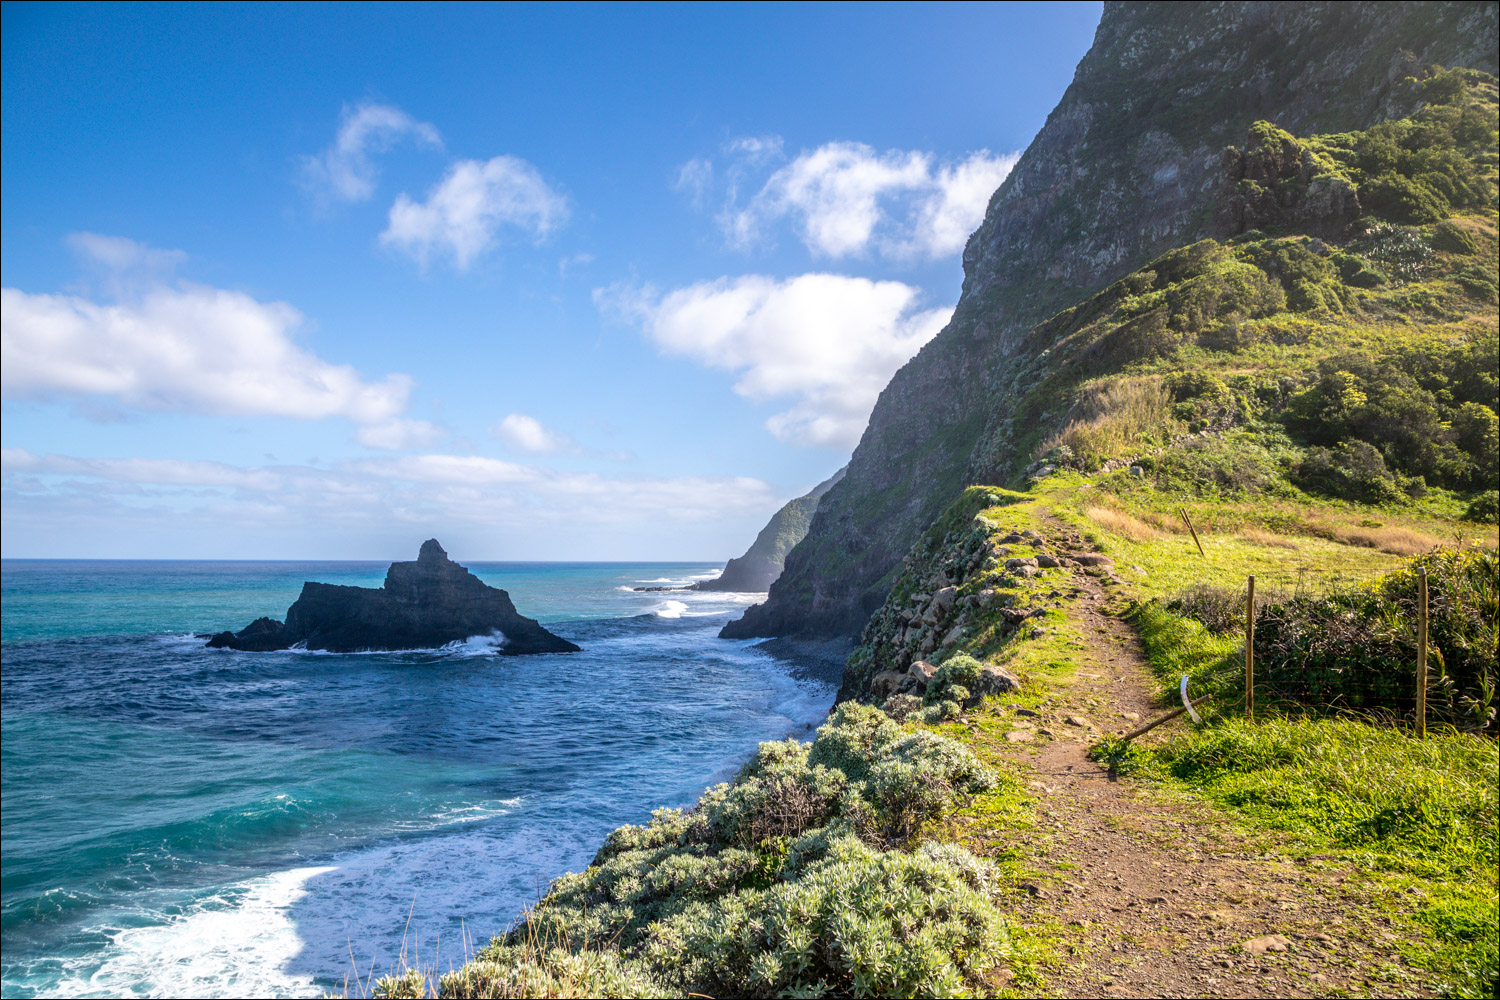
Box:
[695,139,1017,261]
[301,102,442,203]
[491,413,573,454]
[381,156,568,270]
[601,274,951,449]
[2,235,436,448]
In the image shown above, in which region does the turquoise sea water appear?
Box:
[0,560,833,998]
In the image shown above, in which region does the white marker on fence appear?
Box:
[1181,674,1202,724]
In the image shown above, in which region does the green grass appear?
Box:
[1096,718,1499,998]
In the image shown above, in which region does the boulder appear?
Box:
[1072,553,1115,567]
[975,664,1022,696]
[1004,557,1039,571]
[871,669,908,701]
[206,540,580,655]
[1036,553,1061,568]
[908,659,939,688]
[207,616,289,652]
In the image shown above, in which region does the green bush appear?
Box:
[926,654,983,705]
[1169,550,1499,731]
[431,704,1006,999]
[1292,440,1410,503]
[1431,219,1480,254]
[1465,490,1500,525]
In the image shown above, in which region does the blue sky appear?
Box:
[1,1,1102,560]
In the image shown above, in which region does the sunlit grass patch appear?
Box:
[1097,717,1499,998]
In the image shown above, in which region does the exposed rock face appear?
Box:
[206,540,580,654]
[723,0,1498,643]
[697,466,845,594]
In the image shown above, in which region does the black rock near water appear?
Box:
[206,540,580,654]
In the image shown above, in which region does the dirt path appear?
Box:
[971,528,1432,998]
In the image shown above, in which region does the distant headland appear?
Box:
[206,539,580,654]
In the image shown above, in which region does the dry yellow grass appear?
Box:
[1237,528,1300,549]
[1331,523,1443,556]
[1041,378,1178,469]
[1086,506,1164,542]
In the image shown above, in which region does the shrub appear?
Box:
[881,692,922,722]
[1431,219,1480,254]
[1168,550,1499,731]
[926,654,983,705]
[1465,490,1500,525]
[435,704,1006,999]
[1292,440,1408,503]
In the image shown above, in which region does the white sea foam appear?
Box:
[440,631,509,657]
[45,866,336,999]
[651,600,690,618]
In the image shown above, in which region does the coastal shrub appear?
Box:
[926,654,983,705]
[881,692,922,722]
[1282,350,1496,491]
[1292,441,1410,504]
[435,703,1006,998]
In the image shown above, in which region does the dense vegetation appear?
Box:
[1020,69,1498,522]
[373,704,1036,998]
[1159,548,1498,730]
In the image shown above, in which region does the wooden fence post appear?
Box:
[1179,506,1207,558]
[1417,567,1428,739]
[1245,574,1255,720]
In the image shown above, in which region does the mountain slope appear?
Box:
[693,467,845,592]
[723,0,1499,643]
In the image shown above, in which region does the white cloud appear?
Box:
[67,232,187,281]
[674,158,713,208]
[491,413,573,454]
[2,235,430,447]
[357,418,448,450]
[601,273,951,449]
[2,448,281,490]
[2,448,782,552]
[912,153,1018,257]
[301,102,442,203]
[698,139,1017,261]
[381,156,568,270]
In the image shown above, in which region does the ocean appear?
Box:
[0,560,834,998]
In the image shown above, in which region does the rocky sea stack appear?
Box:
[206,540,580,654]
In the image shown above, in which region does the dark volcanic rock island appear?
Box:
[206,539,580,654]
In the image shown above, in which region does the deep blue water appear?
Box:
[0,560,832,998]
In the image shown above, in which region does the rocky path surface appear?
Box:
[965,530,1434,998]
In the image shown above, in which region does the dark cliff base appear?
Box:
[207,539,579,654]
[746,636,853,688]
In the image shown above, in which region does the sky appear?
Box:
[1,1,1103,560]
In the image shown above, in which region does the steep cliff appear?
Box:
[723,0,1499,643]
[694,467,845,592]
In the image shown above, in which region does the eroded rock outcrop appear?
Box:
[206,540,580,654]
